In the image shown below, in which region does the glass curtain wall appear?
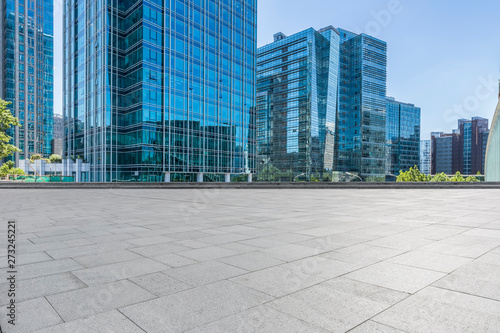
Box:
[64,0,257,182]
[1,0,54,164]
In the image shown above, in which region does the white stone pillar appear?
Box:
[164,172,171,182]
[247,174,253,183]
[224,173,231,183]
[197,173,204,182]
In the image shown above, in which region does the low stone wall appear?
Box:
[2,181,500,189]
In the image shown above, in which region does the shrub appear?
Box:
[30,154,42,163]
[49,154,62,163]
[0,161,25,177]
[430,173,450,182]
[396,166,430,182]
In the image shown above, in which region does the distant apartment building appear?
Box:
[1,0,54,164]
[431,117,489,175]
[256,27,340,181]
[335,29,387,181]
[386,97,421,176]
[420,140,431,174]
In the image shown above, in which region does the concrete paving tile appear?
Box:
[367,234,433,251]
[240,237,288,249]
[344,261,446,294]
[433,273,500,302]
[462,228,500,239]
[195,233,253,245]
[418,234,500,258]
[18,252,53,265]
[17,258,83,280]
[322,244,403,265]
[348,320,407,333]
[476,251,500,265]
[185,305,329,333]
[46,241,129,259]
[401,225,469,240]
[63,238,95,247]
[73,258,168,285]
[130,272,191,296]
[267,278,407,332]
[218,251,285,271]
[178,245,239,261]
[219,242,261,253]
[120,280,273,333]
[262,244,322,262]
[152,253,198,267]
[0,297,63,333]
[46,280,156,321]
[126,235,174,247]
[21,241,68,254]
[0,272,86,304]
[374,286,500,333]
[73,249,143,268]
[231,266,324,297]
[388,250,472,273]
[129,242,190,257]
[33,310,144,333]
[297,233,376,251]
[282,256,362,279]
[164,261,247,286]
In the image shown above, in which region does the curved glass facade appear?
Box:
[64,0,256,182]
[485,100,500,181]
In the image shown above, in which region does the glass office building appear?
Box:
[64,0,256,182]
[335,29,387,181]
[386,97,421,176]
[420,139,431,175]
[458,117,488,175]
[1,0,54,164]
[256,27,339,181]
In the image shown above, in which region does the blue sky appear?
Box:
[54,0,500,139]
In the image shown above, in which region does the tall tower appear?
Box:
[256,27,340,181]
[64,0,257,182]
[335,29,387,181]
[1,0,54,163]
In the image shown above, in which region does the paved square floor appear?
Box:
[1,188,500,332]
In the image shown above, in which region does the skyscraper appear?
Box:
[256,27,339,181]
[64,0,257,182]
[1,0,54,163]
[458,117,488,174]
[420,139,431,175]
[385,97,421,176]
[335,29,387,181]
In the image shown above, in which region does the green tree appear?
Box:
[430,173,450,182]
[49,154,62,163]
[30,154,43,163]
[0,99,21,159]
[0,161,25,177]
[449,171,465,182]
[396,166,430,182]
[466,175,479,182]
